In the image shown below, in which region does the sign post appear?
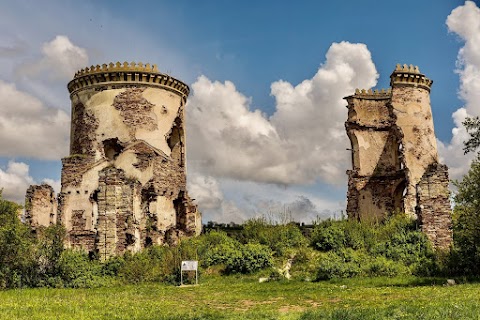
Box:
[180,260,198,286]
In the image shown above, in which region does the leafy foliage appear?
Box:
[239,218,307,256]
[451,157,480,275]
[462,116,480,155]
[0,196,36,288]
[0,192,449,288]
[308,214,437,279]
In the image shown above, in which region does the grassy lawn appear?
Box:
[1,276,480,319]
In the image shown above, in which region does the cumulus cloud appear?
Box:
[0,80,70,159]
[188,171,345,223]
[187,41,378,186]
[188,173,224,210]
[438,1,480,180]
[42,178,61,195]
[16,35,88,81]
[0,161,34,203]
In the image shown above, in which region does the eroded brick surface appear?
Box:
[25,184,57,229]
[113,87,158,134]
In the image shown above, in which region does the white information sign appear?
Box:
[180,260,198,285]
[181,260,198,271]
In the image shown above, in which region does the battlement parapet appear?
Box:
[390,64,433,91]
[351,88,392,100]
[68,61,190,97]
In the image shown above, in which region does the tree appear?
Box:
[463,116,480,154]
[451,157,480,274]
[0,193,38,287]
[448,117,480,274]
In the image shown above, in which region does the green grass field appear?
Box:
[1,276,480,320]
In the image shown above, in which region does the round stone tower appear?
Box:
[59,62,200,259]
[389,64,437,216]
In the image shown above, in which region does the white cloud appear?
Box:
[16,35,88,81]
[438,1,480,180]
[189,172,345,224]
[187,41,378,186]
[0,161,60,205]
[188,174,224,210]
[42,178,61,195]
[0,161,34,203]
[0,80,70,160]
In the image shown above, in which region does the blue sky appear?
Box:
[0,0,479,223]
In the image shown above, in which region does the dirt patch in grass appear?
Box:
[279,305,305,313]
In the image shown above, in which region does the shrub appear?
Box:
[310,220,346,252]
[365,256,409,277]
[56,250,103,288]
[199,231,273,274]
[315,250,363,280]
[343,220,375,250]
[200,231,242,267]
[224,243,273,274]
[371,225,434,267]
[240,219,306,256]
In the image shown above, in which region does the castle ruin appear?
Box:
[345,64,452,249]
[26,62,201,259]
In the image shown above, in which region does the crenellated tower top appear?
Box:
[67,61,190,98]
[350,88,392,100]
[390,64,433,91]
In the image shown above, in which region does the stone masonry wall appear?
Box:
[416,163,452,250]
[25,184,57,229]
[345,65,452,249]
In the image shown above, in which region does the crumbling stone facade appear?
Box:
[25,184,57,230]
[26,62,201,259]
[345,64,452,249]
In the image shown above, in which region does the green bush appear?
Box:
[199,231,241,267]
[224,243,273,274]
[314,249,410,280]
[310,220,346,252]
[56,250,104,288]
[365,256,409,277]
[343,220,375,250]
[315,250,363,280]
[0,196,38,288]
[308,214,439,280]
[118,247,177,284]
[198,231,273,274]
[371,220,435,268]
[240,219,306,256]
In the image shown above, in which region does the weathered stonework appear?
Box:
[345,64,452,249]
[25,184,57,229]
[26,62,201,259]
[416,163,452,249]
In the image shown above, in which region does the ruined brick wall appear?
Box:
[26,62,201,259]
[345,89,406,221]
[25,184,57,229]
[345,65,452,249]
[416,163,452,250]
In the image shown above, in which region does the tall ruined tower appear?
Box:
[345,64,452,249]
[26,62,201,259]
